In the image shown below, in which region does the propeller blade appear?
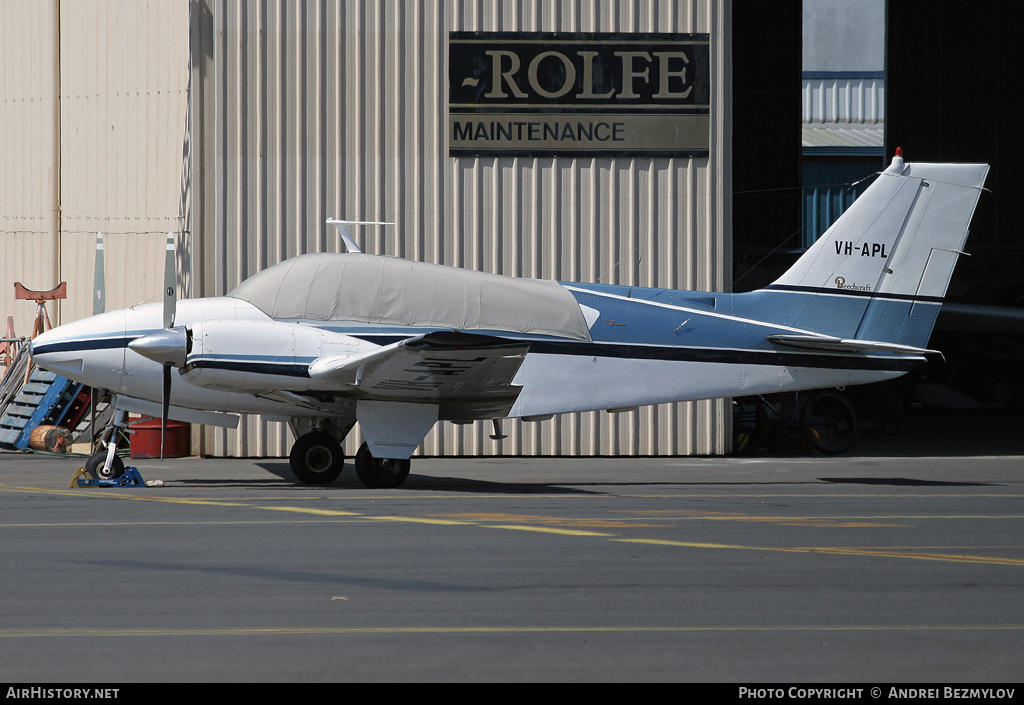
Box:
[161,363,171,460]
[91,233,107,443]
[93,232,105,316]
[163,232,176,329]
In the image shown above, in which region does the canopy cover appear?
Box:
[228,253,592,341]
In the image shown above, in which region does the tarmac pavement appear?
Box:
[0,408,1022,683]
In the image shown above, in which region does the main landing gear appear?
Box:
[354,443,410,488]
[288,431,345,484]
[288,432,412,488]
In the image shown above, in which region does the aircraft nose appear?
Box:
[29,310,128,391]
[29,327,81,373]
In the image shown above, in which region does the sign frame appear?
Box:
[449,31,711,158]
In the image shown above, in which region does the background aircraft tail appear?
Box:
[762,152,989,351]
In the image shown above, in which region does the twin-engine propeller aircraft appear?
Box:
[31,152,988,487]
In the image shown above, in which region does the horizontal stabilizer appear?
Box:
[767,334,939,357]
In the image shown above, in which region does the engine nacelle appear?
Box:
[180,319,378,392]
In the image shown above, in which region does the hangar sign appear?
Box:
[448,32,710,157]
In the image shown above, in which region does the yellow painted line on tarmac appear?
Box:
[4,482,1023,565]
[614,538,1024,566]
[785,547,1024,566]
[619,493,1024,499]
[259,506,363,517]
[437,512,659,529]
[0,624,1022,638]
[137,497,256,508]
[370,515,479,526]
[615,539,749,550]
[0,483,121,498]
[482,524,614,537]
[0,483,254,508]
[619,509,1024,521]
[0,483,362,514]
[0,519,361,528]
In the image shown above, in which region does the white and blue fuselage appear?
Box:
[29,154,990,482]
[31,278,924,421]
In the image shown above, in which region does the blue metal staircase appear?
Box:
[0,368,80,450]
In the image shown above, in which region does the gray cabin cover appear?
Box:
[228,253,592,341]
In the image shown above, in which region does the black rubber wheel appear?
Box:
[85,449,125,480]
[354,442,411,489]
[289,431,345,484]
[801,390,858,455]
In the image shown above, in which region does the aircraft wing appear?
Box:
[308,331,531,417]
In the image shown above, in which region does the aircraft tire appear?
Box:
[289,431,345,484]
[85,449,125,479]
[354,442,411,489]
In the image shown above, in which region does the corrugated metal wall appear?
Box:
[58,1,190,323]
[802,74,884,124]
[194,0,732,459]
[1,0,189,334]
[3,1,731,459]
[1,0,60,336]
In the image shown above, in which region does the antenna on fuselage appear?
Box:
[325,218,395,254]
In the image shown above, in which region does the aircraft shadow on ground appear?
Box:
[238,461,607,494]
[165,461,958,493]
[820,476,1000,487]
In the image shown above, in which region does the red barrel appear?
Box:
[129,417,190,458]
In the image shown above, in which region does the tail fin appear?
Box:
[765,152,989,350]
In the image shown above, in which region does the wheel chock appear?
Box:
[70,466,151,488]
[68,467,94,488]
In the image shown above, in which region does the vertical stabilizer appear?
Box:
[765,153,988,348]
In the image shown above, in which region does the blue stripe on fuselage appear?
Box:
[30,336,129,356]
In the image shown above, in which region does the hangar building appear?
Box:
[1,1,781,458]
